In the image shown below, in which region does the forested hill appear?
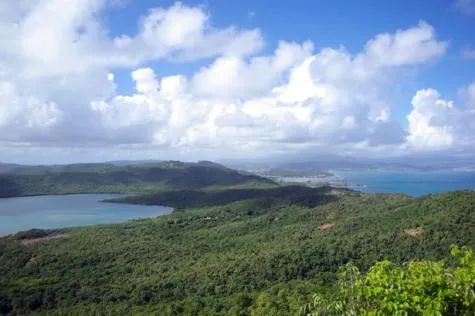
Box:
[0,189,473,315]
[0,161,275,198]
[0,163,22,174]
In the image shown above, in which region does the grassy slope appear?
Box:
[0,189,473,315]
[0,161,275,198]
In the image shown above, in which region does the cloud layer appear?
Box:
[0,1,473,160]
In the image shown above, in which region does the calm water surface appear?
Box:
[336,170,475,196]
[0,194,173,236]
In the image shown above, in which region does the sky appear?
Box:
[0,0,474,164]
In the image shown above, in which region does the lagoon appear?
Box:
[0,194,173,236]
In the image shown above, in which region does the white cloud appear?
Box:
[0,0,262,147]
[0,80,62,141]
[191,41,314,99]
[1,0,263,78]
[141,4,208,49]
[90,68,171,144]
[90,22,448,154]
[357,22,447,69]
[138,2,264,61]
[407,89,455,149]
[0,0,468,160]
[459,82,475,109]
[407,85,475,150]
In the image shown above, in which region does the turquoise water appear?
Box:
[0,194,173,236]
[336,170,475,196]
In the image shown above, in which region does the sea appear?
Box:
[0,194,173,236]
[334,170,475,196]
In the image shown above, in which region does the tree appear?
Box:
[302,246,475,315]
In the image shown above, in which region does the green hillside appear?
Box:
[107,185,348,209]
[0,163,23,174]
[0,161,275,198]
[0,188,473,315]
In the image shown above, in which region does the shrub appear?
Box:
[302,246,475,315]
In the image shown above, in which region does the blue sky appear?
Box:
[0,0,474,164]
[107,0,475,122]
[106,1,475,83]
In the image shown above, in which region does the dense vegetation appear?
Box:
[0,187,473,315]
[302,246,475,315]
[108,185,347,210]
[0,161,274,198]
[0,163,22,174]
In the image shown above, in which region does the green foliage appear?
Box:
[302,246,475,315]
[0,162,274,197]
[0,190,473,315]
[250,282,316,316]
[111,185,342,209]
[0,291,12,315]
[13,229,61,240]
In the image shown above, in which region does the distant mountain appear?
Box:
[258,168,333,177]
[279,159,369,171]
[222,153,475,172]
[1,161,163,174]
[3,165,64,175]
[0,163,27,173]
[221,156,373,171]
[0,160,166,175]
[106,160,163,166]
[0,161,275,198]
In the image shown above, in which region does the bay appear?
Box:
[0,194,173,236]
[335,170,475,196]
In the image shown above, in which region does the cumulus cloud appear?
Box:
[1,0,263,77]
[407,89,455,149]
[407,85,475,150]
[0,1,261,144]
[91,68,172,144]
[459,82,475,109]
[0,80,62,141]
[191,41,315,99]
[0,0,469,160]
[90,21,447,154]
[356,21,447,70]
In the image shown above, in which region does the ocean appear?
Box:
[334,170,475,196]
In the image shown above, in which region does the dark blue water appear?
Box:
[0,194,173,236]
[336,170,475,196]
